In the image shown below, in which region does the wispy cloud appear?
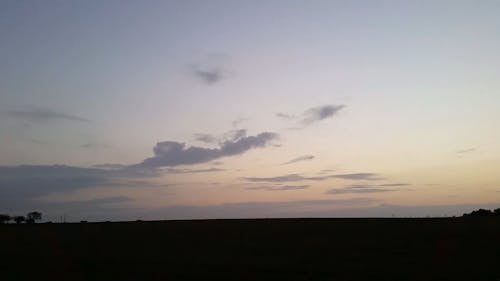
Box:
[326,183,410,195]
[276,112,295,120]
[246,185,309,191]
[326,188,391,194]
[163,167,225,174]
[194,129,248,145]
[243,173,382,182]
[301,105,345,126]
[140,132,278,167]
[277,104,345,128]
[193,133,218,144]
[457,148,476,157]
[282,155,315,165]
[332,173,382,180]
[80,143,110,149]
[192,66,224,84]
[6,107,89,123]
[243,174,324,183]
[231,117,247,128]
[243,172,382,183]
[378,183,410,187]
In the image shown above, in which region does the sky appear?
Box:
[1,0,499,221]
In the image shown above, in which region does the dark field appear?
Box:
[2,218,500,281]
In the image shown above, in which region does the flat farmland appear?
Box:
[1,218,500,281]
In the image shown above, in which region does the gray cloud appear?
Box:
[92,163,127,170]
[302,105,345,125]
[276,112,295,120]
[332,173,383,180]
[0,165,112,208]
[277,105,345,128]
[163,167,225,174]
[246,185,309,191]
[231,117,247,128]
[223,129,247,142]
[6,107,90,123]
[192,66,225,84]
[243,174,320,183]
[81,143,110,149]
[193,133,218,144]
[326,183,411,195]
[243,172,382,183]
[326,188,391,194]
[194,129,247,145]
[140,132,278,168]
[282,155,315,165]
[0,164,164,210]
[378,183,411,187]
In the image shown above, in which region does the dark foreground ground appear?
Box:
[1,218,500,281]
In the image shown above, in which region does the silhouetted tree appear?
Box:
[494,208,500,216]
[13,216,25,224]
[0,214,11,224]
[464,208,494,217]
[26,211,42,223]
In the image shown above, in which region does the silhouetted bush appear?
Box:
[463,208,496,217]
[0,214,11,224]
[495,208,500,215]
[80,220,88,223]
[26,211,42,223]
[13,216,25,224]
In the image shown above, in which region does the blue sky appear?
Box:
[1,0,499,221]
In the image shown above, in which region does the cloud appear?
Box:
[276,112,295,120]
[92,163,127,170]
[6,107,90,123]
[0,165,112,208]
[301,105,345,125]
[243,172,382,183]
[231,117,247,128]
[244,174,316,183]
[80,143,110,149]
[163,167,225,174]
[378,183,411,187]
[194,129,247,145]
[332,173,382,180]
[0,164,164,210]
[277,105,345,128]
[326,188,391,194]
[223,129,247,142]
[193,133,218,144]
[457,148,476,154]
[326,183,411,195]
[140,132,278,167]
[282,155,315,165]
[246,185,309,191]
[192,66,225,84]
[457,148,476,157]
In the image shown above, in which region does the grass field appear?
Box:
[2,218,500,281]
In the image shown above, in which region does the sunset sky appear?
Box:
[1,0,499,221]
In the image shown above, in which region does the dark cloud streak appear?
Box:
[140,132,278,168]
[7,108,89,123]
[282,155,315,165]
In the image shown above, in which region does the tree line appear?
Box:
[0,211,42,224]
[463,208,500,217]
